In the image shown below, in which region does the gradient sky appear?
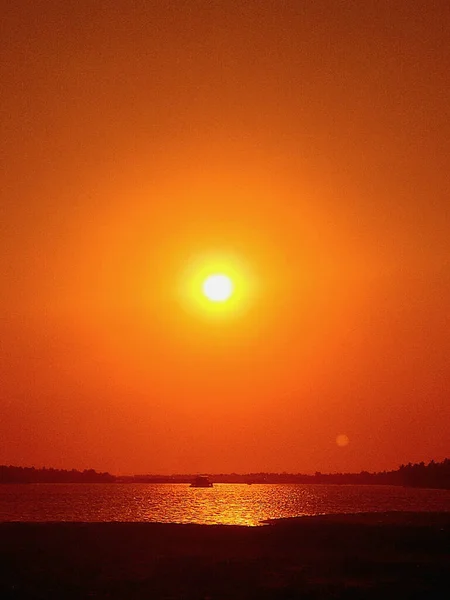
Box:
[1,1,449,475]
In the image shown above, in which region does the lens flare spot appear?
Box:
[336,434,350,447]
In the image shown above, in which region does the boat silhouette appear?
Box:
[190,476,213,488]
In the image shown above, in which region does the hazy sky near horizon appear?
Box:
[1,1,449,475]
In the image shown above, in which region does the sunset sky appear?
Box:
[1,1,449,475]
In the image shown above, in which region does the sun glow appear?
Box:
[178,251,255,319]
[202,274,233,302]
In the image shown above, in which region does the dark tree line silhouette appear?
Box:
[0,465,116,484]
[396,459,450,489]
[241,459,450,488]
[1,459,449,488]
[121,458,450,489]
[242,459,450,488]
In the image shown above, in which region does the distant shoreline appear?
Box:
[2,459,450,489]
[2,480,450,491]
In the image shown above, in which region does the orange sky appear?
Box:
[1,1,449,475]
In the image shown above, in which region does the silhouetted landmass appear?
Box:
[0,465,116,484]
[1,514,449,599]
[2,458,449,488]
[120,458,450,489]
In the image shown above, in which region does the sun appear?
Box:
[178,252,254,318]
[202,274,234,302]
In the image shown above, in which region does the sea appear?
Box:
[1,483,449,526]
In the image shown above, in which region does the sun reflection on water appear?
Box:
[1,483,449,524]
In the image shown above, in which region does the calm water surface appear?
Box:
[1,484,449,526]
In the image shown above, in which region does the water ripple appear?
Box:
[1,483,449,525]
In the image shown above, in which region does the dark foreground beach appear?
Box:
[1,513,449,599]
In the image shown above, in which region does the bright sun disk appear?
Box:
[202,274,233,302]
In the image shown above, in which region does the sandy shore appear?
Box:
[1,512,449,599]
